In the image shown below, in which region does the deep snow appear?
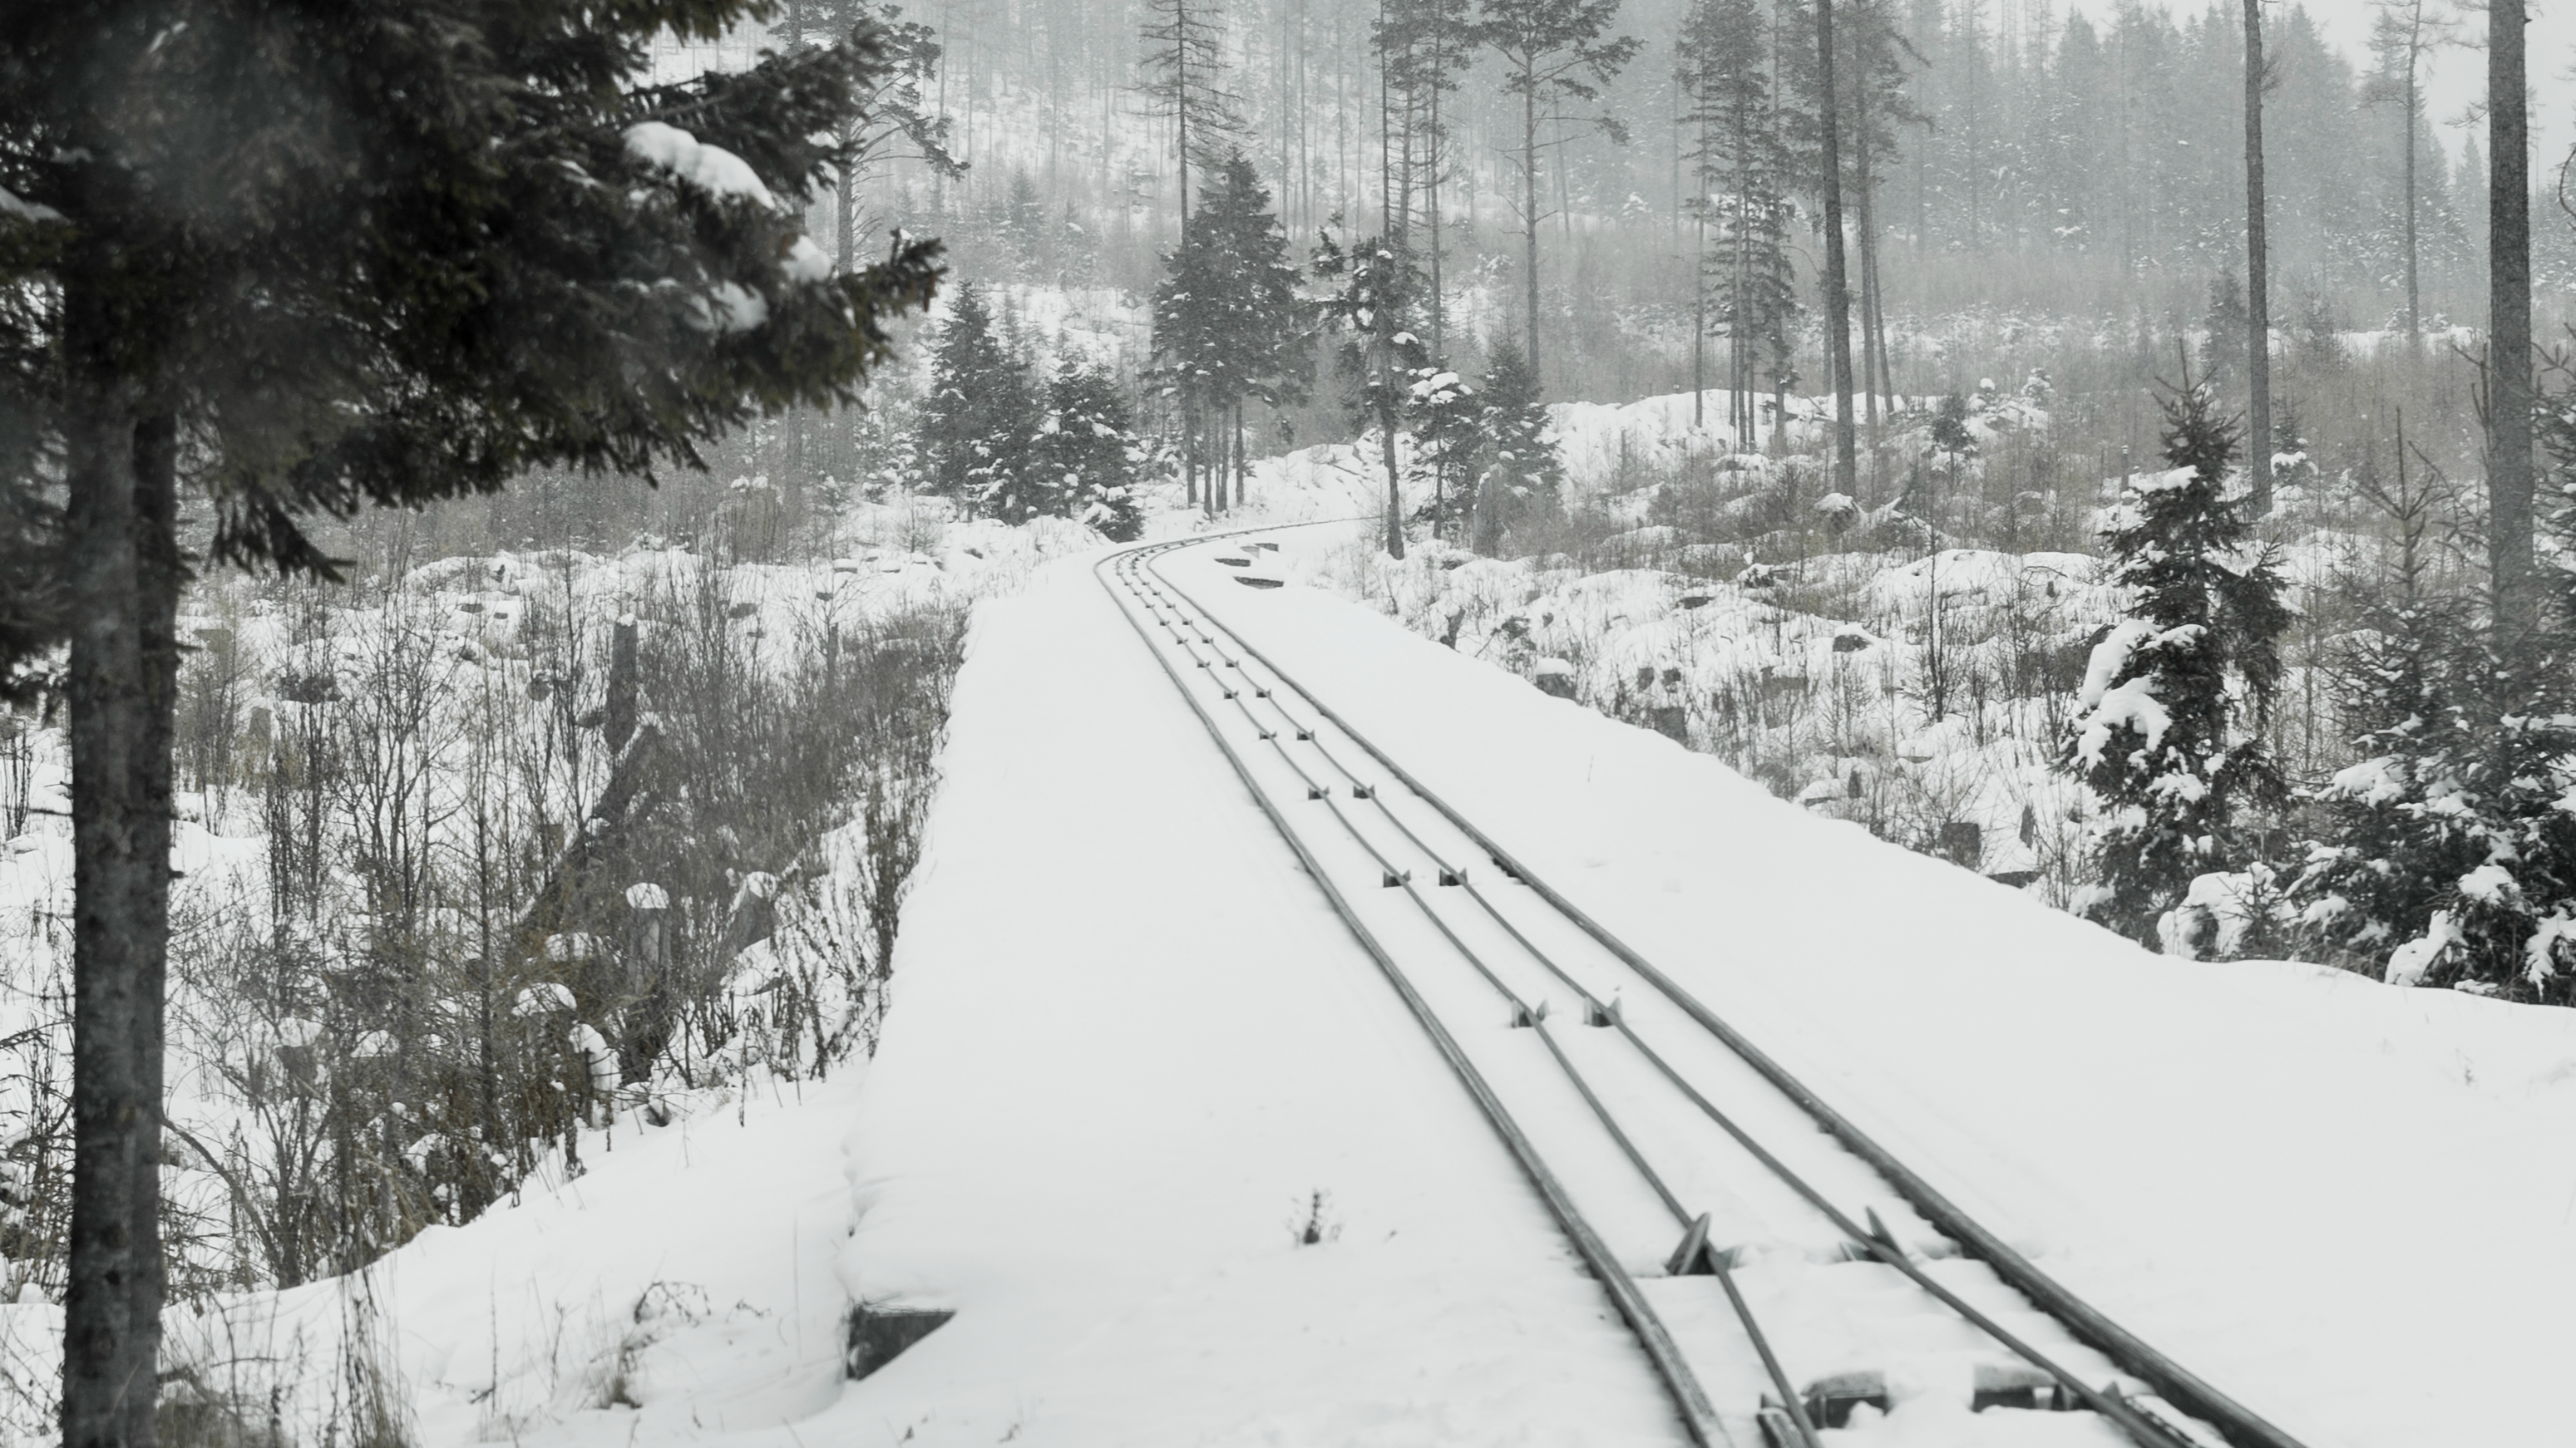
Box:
[11,497,2576,1446]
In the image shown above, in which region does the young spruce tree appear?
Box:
[2060,377,2291,948]
[1036,360,1147,541]
[1473,340,1561,553]
[2293,433,2483,978]
[917,281,1039,514]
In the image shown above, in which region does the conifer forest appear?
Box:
[4,1,2576,1445]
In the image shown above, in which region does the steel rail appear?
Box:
[1136,554,2198,1448]
[1142,535,2310,1448]
[1095,544,1735,1448]
[1121,542,2185,1448]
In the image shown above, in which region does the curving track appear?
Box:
[1097,530,2310,1448]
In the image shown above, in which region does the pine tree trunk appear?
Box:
[1428,78,1445,360]
[2490,0,2534,637]
[2243,0,2272,517]
[1814,0,1859,495]
[1852,36,1884,458]
[1523,77,1542,385]
[2403,55,2420,349]
[1380,404,1404,559]
[1176,0,1192,229]
[1692,83,1707,430]
[1379,310,1405,559]
[61,288,178,1448]
[836,118,859,273]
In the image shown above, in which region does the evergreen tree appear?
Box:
[792,2,963,270]
[1375,0,1478,353]
[0,7,941,1436]
[2200,271,2251,380]
[2060,377,2292,948]
[1142,0,1247,224]
[1406,366,1482,542]
[1313,230,1431,557]
[1036,360,1147,541]
[2294,429,2481,977]
[2366,0,2457,349]
[1679,0,1800,446]
[917,282,1040,514]
[2358,387,2576,998]
[1151,153,1307,515]
[1478,0,1640,384]
[1473,339,1562,553]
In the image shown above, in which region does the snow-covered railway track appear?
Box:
[1097,534,2307,1448]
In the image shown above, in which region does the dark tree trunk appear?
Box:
[1814,0,1859,495]
[605,616,639,754]
[1379,333,1405,559]
[836,119,860,273]
[2243,0,2272,517]
[1428,76,1446,359]
[2403,53,2420,348]
[2490,0,2534,637]
[1522,78,1542,384]
[1852,29,1884,461]
[62,281,179,1448]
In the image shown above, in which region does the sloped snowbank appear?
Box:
[1179,525,2576,1448]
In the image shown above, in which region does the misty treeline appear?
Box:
[795,0,2544,564]
[817,0,2527,365]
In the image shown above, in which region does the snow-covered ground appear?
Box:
[6,373,2564,1446]
[8,510,2565,1447]
[1134,524,2576,1447]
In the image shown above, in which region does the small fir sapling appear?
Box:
[2291,423,2485,978]
[2058,372,2291,949]
[1473,340,1562,554]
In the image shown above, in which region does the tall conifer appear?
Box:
[2061,377,2291,948]
[0,9,942,1434]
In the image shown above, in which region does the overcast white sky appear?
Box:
[2059,0,2576,170]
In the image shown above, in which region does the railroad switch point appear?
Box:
[1862,1206,1907,1258]
[1662,1213,1718,1277]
